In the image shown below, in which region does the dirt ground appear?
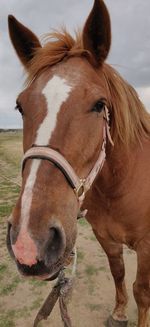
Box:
[0,131,147,327]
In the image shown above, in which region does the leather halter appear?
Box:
[22,107,113,208]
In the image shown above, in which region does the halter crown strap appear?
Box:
[22,107,113,207]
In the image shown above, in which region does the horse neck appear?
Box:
[95,139,147,198]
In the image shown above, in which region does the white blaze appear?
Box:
[20,75,72,230]
[21,160,41,230]
[36,75,72,145]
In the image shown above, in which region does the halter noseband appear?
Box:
[22,107,113,209]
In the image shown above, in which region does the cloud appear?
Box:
[0,0,150,128]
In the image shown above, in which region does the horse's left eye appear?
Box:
[91,101,105,113]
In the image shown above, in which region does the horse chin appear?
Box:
[16,259,63,281]
[45,270,61,281]
[23,269,61,281]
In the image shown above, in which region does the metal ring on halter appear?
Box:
[74,179,85,197]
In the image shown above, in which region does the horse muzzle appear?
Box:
[6,221,68,280]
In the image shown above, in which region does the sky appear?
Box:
[1,0,150,128]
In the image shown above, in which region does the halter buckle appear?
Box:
[74,179,86,200]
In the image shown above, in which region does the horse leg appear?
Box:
[93,231,128,327]
[133,235,150,327]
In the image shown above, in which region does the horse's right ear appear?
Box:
[83,0,111,66]
[8,15,41,68]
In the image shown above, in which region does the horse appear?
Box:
[7,1,150,326]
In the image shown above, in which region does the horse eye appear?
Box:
[91,101,105,113]
[15,102,24,116]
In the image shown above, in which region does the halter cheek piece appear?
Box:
[22,107,113,212]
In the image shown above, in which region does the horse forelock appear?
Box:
[26,29,91,85]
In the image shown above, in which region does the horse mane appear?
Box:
[102,64,150,148]
[27,29,150,149]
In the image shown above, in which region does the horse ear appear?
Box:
[83,0,111,65]
[8,15,41,67]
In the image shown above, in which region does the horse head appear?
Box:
[7,0,112,280]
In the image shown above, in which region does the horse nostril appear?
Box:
[6,222,18,258]
[6,222,12,254]
[45,226,66,266]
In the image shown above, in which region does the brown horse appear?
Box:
[7,1,150,326]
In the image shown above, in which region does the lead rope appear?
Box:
[33,247,77,327]
[59,247,77,327]
[33,209,87,327]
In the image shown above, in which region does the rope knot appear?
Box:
[33,248,77,327]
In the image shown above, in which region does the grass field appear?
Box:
[0,131,141,327]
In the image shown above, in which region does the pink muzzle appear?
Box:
[12,228,38,266]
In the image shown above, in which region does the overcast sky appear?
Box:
[1,0,150,128]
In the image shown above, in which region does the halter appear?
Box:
[22,107,113,209]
